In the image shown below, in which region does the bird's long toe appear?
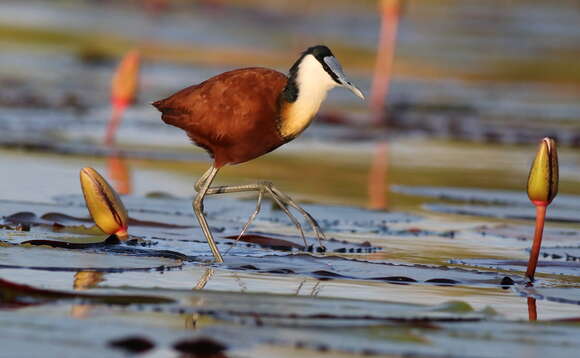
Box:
[262,184,307,247]
[270,187,326,248]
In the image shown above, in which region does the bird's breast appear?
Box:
[279,90,327,139]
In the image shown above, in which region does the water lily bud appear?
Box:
[527,137,558,206]
[80,167,129,239]
[112,49,140,107]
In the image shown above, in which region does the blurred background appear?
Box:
[1,0,580,209]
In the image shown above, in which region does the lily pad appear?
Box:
[515,286,580,306]
[539,247,580,262]
[0,246,183,272]
[223,254,515,286]
[393,185,580,210]
[425,203,580,223]
[451,258,580,277]
[476,225,580,244]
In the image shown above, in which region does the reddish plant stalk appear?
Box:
[369,0,400,126]
[104,99,128,145]
[526,204,547,281]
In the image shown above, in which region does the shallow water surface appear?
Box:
[2,141,580,357]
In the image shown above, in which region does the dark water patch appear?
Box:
[373,276,418,285]
[311,270,351,280]
[500,276,515,288]
[266,268,296,274]
[173,337,227,356]
[425,278,460,286]
[108,336,155,354]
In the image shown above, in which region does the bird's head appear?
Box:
[290,45,365,100]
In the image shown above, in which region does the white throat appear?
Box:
[280,54,337,138]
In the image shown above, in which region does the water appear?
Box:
[1,1,580,357]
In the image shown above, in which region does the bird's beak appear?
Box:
[324,56,365,100]
[343,81,365,100]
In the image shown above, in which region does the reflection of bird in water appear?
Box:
[154,45,364,262]
[187,268,215,329]
[193,267,215,290]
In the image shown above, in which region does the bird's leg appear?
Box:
[236,187,265,242]
[194,166,215,192]
[225,187,266,255]
[193,165,224,263]
[202,182,324,248]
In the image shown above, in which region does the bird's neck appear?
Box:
[279,55,336,140]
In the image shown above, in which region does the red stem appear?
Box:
[526,204,547,281]
[527,297,537,321]
[370,0,400,126]
[104,101,127,145]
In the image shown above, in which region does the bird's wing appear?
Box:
[153,67,287,146]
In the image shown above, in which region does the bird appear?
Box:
[153,45,364,262]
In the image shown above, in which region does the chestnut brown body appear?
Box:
[153,68,288,168]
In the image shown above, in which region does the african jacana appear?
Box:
[153,45,364,262]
